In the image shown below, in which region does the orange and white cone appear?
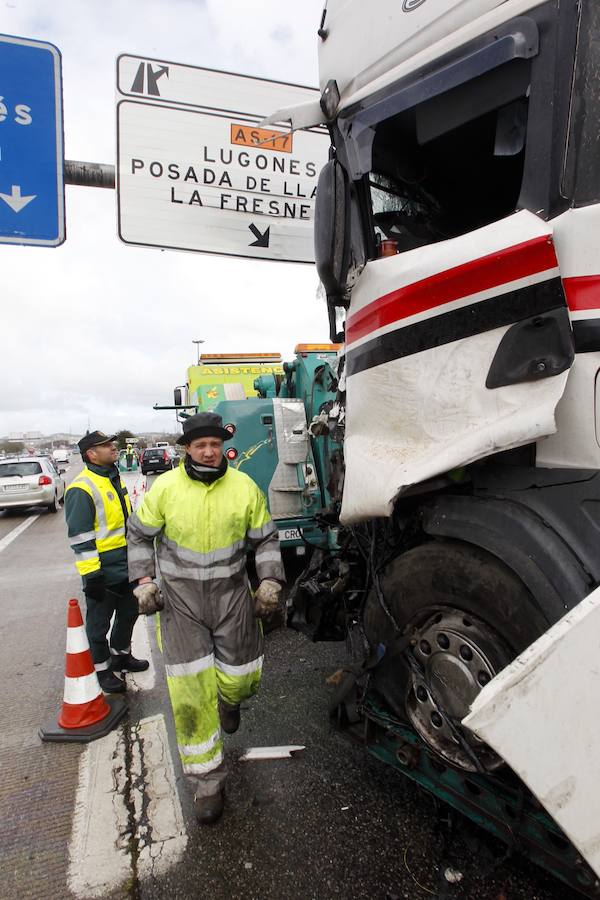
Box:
[39,598,127,743]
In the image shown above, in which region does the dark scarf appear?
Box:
[184,453,228,484]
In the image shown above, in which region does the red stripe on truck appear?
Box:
[346,235,557,345]
[562,275,600,312]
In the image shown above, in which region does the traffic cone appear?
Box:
[141,480,146,492]
[39,599,127,743]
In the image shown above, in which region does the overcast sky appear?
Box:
[1,0,328,437]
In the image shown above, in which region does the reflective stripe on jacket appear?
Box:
[127,462,284,586]
[65,465,131,579]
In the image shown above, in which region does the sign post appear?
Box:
[0,34,65,246]
[116,56,329,264]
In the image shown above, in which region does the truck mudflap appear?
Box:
[341,210,574,522]
[463,584,600,882]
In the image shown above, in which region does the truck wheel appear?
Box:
[46,492,59,514]
[362,539,551,772]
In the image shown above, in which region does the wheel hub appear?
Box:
[405,609,511,771]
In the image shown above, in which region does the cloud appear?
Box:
[0,0,329,437]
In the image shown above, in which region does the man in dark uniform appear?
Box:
[64,431,149,693]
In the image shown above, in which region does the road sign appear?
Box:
[0,34,65,246]
[116,56,329,263]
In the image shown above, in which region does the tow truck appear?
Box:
[261,0,600,894]
[159,347,341,560]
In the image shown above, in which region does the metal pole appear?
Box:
[192,339,205,365]
[64,160,115,189]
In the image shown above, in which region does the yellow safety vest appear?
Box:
[65,466,131,576]
[128,464,283,587]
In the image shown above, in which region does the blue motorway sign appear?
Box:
[0,34,64,246]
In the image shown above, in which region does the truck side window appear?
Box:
[367,83,529,257]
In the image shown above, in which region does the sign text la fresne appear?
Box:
[130,124,317,220]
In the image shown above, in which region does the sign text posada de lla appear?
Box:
[116,56,329,263]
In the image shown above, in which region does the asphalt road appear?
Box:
[0,457,580,900]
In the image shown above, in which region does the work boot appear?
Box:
[194,791,224,825]
[98,669,126,693]
[110,653,150,673]
[218,699,240,734]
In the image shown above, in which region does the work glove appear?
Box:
[254,579,282,618]
[133,581,164,615]
[84,575,105,602]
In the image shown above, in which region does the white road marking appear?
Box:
[67,730,131,898]
[0,514,39,553]
[128,615,156,692]
[68,714,187,898]
[136,714,188,877]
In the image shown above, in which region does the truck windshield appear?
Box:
[368,89,528,255]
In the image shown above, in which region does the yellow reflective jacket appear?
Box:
[65,464,131,582]
[127,463,284,588]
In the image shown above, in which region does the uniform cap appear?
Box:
[176,412,231,444]
[78,431,117,455]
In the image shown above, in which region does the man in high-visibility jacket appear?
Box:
[127,412,284,825]
[125,443,134,471]
[65,431,149,694]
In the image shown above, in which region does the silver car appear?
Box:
[0,456,66,514]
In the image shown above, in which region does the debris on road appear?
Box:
[325,668,345,686]
[403,843,437,896]
[444,867,464,883]
[240,745,305,761]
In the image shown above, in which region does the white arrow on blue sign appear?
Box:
[0,34,65,246]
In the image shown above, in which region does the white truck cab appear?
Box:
[271,1,600,892]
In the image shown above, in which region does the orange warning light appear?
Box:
[294,344,343,353]
[200,353,282,362]
[230,124,293,154]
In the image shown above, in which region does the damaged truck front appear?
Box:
[272,1,600,894]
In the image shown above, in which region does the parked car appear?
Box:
[0,456,66,513]
[141,447,174,475]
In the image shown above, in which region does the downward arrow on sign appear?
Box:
[0,185,37,213]
[248,223,270,248]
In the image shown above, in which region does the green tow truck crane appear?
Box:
[158,345,342,561]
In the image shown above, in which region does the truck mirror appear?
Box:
[174,387,182,407]
[314,158,350,304]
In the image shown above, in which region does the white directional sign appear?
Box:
[116,56,329,263]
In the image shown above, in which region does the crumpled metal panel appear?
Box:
[341,211,570,523]
[464,586,600,880]
[268,399,308,518]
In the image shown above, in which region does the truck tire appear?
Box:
[362,539,552,770]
